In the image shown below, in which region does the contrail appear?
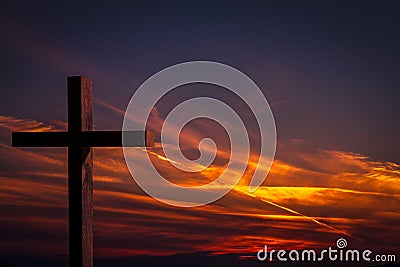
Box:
[235,187,361,241]
[142,148,360,240]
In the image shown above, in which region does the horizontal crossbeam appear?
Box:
[12,130,154,147]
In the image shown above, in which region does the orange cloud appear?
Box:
[0,111,399,258]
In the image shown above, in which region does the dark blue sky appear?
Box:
[1,2,400,265]
[1,1,399,162]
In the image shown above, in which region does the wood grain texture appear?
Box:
[68,76,93,267]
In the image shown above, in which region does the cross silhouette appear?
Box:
[11,76,154,267]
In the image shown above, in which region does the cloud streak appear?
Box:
[0,112,399,258]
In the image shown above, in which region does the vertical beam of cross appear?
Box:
[68,76,93,267]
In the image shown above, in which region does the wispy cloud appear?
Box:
[0,115,65,132]
[0,112,399,257]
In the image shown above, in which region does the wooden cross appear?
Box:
[11,76,154,267]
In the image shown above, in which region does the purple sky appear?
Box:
[0,1,399,266]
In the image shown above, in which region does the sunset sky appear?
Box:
[0,1,399,266]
